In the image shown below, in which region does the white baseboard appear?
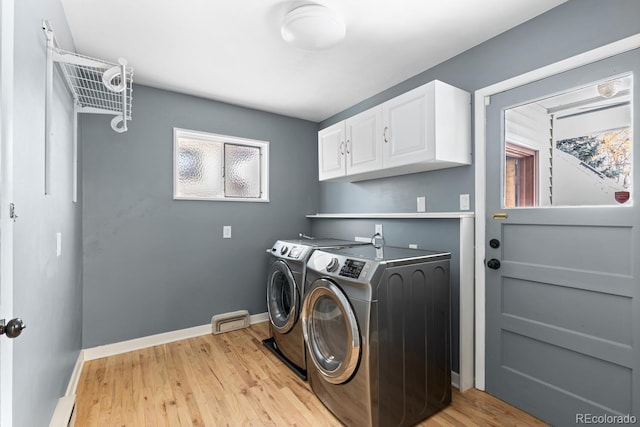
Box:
[451,371,460,390]
[250,312,269,324]
[83,312,269,361]
[65,351,85,396]
[52,312,270,426]
[83,324,211,361]
[49,395,75,427]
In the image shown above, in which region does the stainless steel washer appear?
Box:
[263,238,370,379]
[302,245,451,426]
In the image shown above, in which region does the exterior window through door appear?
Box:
[505,143,537,207]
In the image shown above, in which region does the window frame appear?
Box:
[505,142,538,207]
[173,127,270,202]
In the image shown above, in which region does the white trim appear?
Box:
[451,371,460,390]
[249,312,269,324]
[65,351,85,397]
[458,217,474,391]
[473,33,640,391]
[0,1,15,426]
[83,312,269,361]
[83,324,210,361]
[307,212,475,219]
[49,395,75,427]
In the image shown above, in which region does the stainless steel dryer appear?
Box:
[302,245,451,426]
[263,237,370,379]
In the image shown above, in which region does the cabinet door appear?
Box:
[345,107,383,175]
[382,82,435,168]
[318,122,346,181]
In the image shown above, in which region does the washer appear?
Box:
[302,245,451,426]
[264,237,370,379]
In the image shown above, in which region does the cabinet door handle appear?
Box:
[340,141,345,155]
[383,126,389,143]
[346,140,351,154]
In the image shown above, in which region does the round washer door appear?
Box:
[267,260,299,333]
[302,278,360,384]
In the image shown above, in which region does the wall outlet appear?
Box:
[375,224,383,237]
[223,226,232,239]
[409,244,418,249]
[417,196,426,212]
[460,194,470,211]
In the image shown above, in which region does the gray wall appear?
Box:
[81,85,318,347]
[12,1,82,426]
[312,0,640,374]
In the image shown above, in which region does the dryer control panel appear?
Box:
[340,259,366,278]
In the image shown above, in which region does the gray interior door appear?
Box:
[485,49,639,425]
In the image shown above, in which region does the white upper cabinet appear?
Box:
[345,107,384,175]
[318,121,346,180]
[382,83,433,167]
[318,80,471,182]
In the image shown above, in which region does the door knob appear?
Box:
[487,259,501,270]
[489,239,500,249]
[0,318,26,339]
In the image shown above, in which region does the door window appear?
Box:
[503,74,632,207]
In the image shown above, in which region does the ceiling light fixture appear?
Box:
[597,79,622,98]
[281,4,346,50]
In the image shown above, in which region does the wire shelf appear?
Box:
[51,48,134,132]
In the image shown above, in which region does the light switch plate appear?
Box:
[223,226,232,239]
[417,196,426,212]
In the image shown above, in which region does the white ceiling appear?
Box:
[60,0,568,122]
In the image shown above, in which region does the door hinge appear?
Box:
[9,203,18,222]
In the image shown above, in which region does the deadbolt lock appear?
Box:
[486,259,501,270]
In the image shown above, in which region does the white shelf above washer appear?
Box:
[306,212,475,219]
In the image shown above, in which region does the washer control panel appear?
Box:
[339,259,366,278]
[270,241,308,260]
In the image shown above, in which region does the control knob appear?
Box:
[280,246,289,255]
[326,258,340,272]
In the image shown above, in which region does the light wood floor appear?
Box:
[75,322,547,426]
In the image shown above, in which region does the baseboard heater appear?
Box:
[211,310,251,334]
[262,337,307,381]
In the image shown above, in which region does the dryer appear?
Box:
[264,237,369,379]
[302,245,451,426]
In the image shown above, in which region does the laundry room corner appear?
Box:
[80,85,319,349]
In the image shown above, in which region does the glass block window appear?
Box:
[174,128,269,202]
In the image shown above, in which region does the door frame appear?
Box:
[0,0,15,425]
[473,33,640,390]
